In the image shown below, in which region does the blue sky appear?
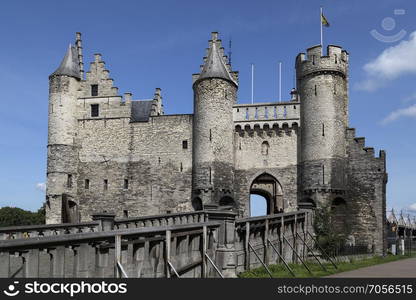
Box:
[0,0,415,216]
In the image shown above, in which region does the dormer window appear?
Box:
[91,104,99,117]
[91,84,98,96]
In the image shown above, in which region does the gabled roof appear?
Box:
[131,100,153,122]
[50,44,81,79]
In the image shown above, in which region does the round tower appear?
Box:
[296,45,349,205]
[46,44,81,224]
[192,32,238,209]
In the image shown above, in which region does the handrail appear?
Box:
[205,253,224,278]
[168,261,180,278]
[117,261,128,278]
[248,242,273,278]
[296,232,327,272]
[0,221,221,250]
[282,234,313,275]
[306,231,337,269]
[267,238,295,277]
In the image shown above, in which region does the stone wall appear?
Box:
[76,114,193,221]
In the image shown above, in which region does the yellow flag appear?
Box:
[321,13,330,27]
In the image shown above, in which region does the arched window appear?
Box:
[261,141,269,156]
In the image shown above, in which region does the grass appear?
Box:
[239,253,416,278]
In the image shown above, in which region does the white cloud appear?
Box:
[357,31,416,91]
[408,203,416,212]
[381,104,416,124]
[36,182,46,192]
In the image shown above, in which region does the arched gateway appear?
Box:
[249,173,283,215]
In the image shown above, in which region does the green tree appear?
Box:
[0,205,45,227]
[313,204,346,257]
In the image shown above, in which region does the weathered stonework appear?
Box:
[45,32,387,254]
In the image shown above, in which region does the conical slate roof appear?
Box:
[196,36,237,86]
[50,44,80,79]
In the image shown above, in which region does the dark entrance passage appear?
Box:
[250,173,283,216]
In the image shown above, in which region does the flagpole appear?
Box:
[278,61,282,102]
[251,63,254,104]
[320,7,323,53]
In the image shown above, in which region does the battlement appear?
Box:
[235,121,299,137]
[347,127,386,161]
[296,45,349,79]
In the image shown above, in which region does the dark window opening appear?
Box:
[91,104,99,117]
[124,179,129,189]
[314,85,317,96]
[322,123,325,136]
[104,179,108,191]
[166,210,172,214]
[182,140,188,149]
[67,174,73,188]
[91,84,98,96]
[84,179,90,189]
[209,129,212,141]
[180,162,183,172]
[123,210,128,218]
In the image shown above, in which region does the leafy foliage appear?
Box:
[0,205,45,227]
[313,204,346,257]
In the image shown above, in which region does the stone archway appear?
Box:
[250,173,283,215]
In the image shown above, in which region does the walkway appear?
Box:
[326,257,416,277]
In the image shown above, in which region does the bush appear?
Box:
[0,206,45,227]
[313,204,346,257]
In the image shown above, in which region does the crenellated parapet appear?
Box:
[296,45,349,80]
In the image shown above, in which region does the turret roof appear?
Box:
[50,44,81,79]
[196,33,237,86]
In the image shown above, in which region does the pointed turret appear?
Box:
[194,32,237,86]
[50,44,81,79]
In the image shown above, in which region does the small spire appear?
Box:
[50,44,81,79]
[195,32,237,86]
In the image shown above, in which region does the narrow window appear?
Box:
[209,167,212,184]
[334,54,338,64]
[67,174,73,188]
[123,210,129,218]
[103,179,108,191]
[274,106,277,118]
[209,129,212,142]
[322,165,325,185]
[283,106,287,118]
[334,83,337,95]
[237,108,240,112]
[182,140,188,149]
[180,162,183,172]
[158,157,161,165]
[314,85,317,96]
[91,104,99,117]
[91,84,98,96]
[84,179,90,189]
[245,108,249,120]
[255,107,258,119]
[322,123,325,136]
[265,107,268,119]
[261,141,270,156]
[312,55,315,65]
[124,179,129,189]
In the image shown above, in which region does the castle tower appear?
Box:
[192,32,238,208]
[296,45,349,206]
[46,43,81,224]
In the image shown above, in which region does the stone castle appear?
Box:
[45,32,387,253]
